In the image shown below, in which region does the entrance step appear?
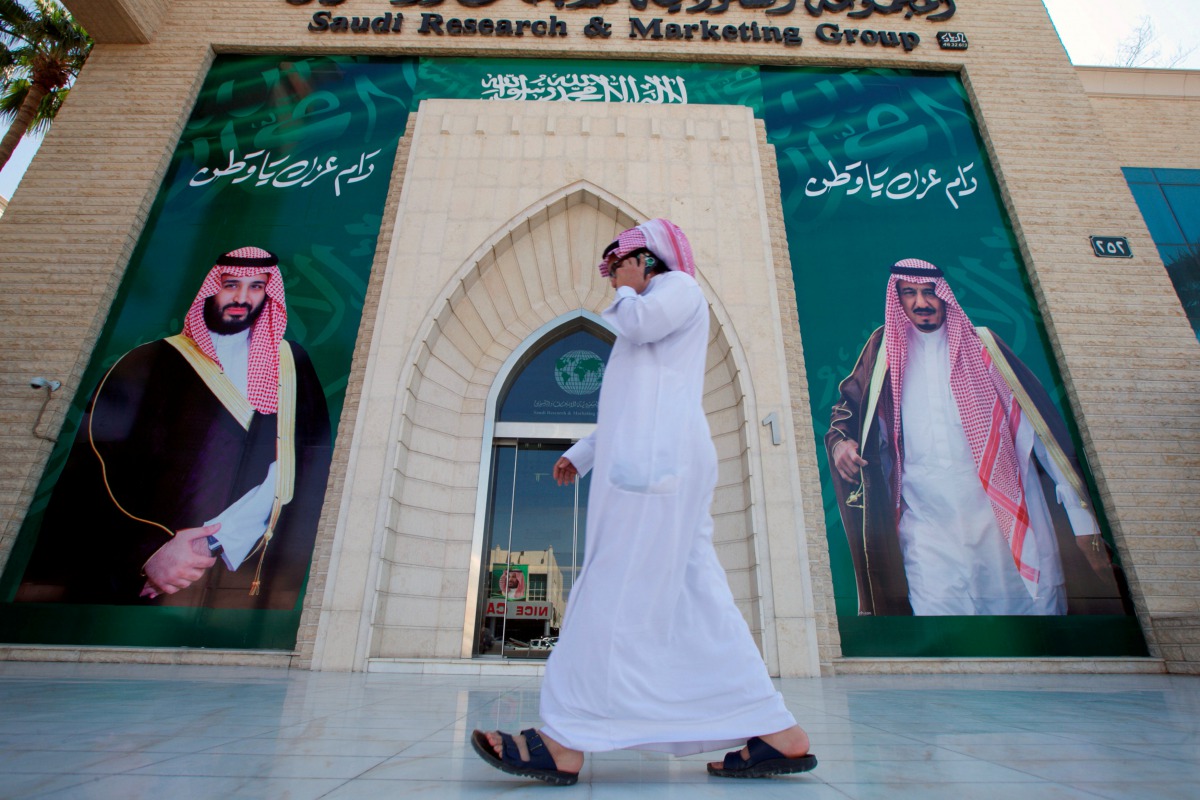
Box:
[832,657,1166,675]
[367,658,546,676]
[0,644,295,668]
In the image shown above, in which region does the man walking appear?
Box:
[473,219,815,784]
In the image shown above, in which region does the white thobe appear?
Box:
[540,271,796,755]
[207,329,277,571]
[212,329,251,400]
[896,325,1094,615]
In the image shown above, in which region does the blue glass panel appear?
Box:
[1152,168,1200,185]
[1157,244,1191,265]
[1159,245,1200,338]
[1161,184,1200,244]
[1127,182,1184,244]
[499,328,613,423]
[482,441,592,658]
[1121,167,1156,183]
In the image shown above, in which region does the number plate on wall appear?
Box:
[1090,236,1133,258]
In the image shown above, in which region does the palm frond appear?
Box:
[0,0,90,169]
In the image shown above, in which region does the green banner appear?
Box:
[761,67,1142,657]
[0,55,415,650]
[416,57,764,112]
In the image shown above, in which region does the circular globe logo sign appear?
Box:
[554,350,604,396]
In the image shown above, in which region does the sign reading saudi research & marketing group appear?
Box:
[288,0,965,53]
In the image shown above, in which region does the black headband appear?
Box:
[890,264,943,278]
[216,250,279,268]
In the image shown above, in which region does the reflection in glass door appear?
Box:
[479,441,589,659]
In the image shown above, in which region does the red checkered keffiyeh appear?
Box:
[181,246,288,414]
[598,218,697,278]
[884,258,1038,584]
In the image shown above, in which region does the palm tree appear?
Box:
[0,0,91,173]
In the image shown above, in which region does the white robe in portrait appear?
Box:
[897,325,1096,615]
[540,271,796,756]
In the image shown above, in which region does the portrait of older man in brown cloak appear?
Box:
[825,259,1126,617]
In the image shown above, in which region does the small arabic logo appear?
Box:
[937,31,969,51]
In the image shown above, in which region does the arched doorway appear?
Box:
[352,179,781,670]
[474,315,614,658]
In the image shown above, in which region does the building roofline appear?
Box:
[1076,65,1200,99]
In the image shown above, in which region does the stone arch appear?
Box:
[368,182,766,659]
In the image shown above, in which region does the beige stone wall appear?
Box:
[1079,67,1200,168]
[64,0,171,43]
[2,0,1198,671]
[1075,67,1200,674]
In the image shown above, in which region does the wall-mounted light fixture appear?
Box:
[30,377,62,442]
[30,377,62,392]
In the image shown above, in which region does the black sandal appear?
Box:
[471,728,580,786]
[708,736,818,778]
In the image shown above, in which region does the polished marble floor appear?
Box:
[0,662,1197,799]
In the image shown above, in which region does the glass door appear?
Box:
[479,441,589,659]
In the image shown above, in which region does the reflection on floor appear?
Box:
[1,662,1197,799]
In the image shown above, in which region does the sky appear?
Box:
[1042,0,1200,70]
[1,0,1198,201]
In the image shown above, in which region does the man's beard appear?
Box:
[911,308,942,331]
[204,296,264,335]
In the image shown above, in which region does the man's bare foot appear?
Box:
[481,729,584,774]
[707,725,810,771]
